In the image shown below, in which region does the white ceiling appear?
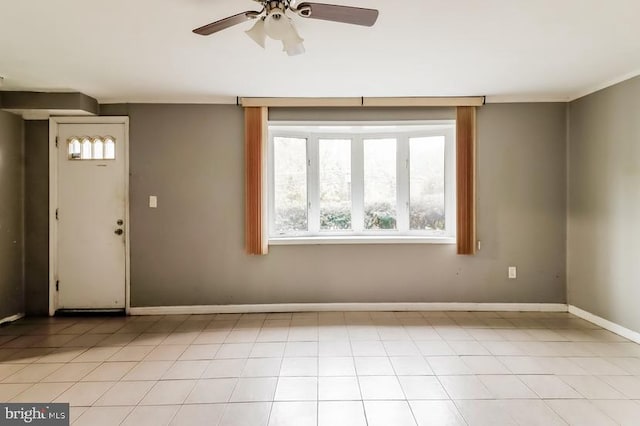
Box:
[1,0,639,103]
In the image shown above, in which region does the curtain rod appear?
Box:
[237,96,485,108]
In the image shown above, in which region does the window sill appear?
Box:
[269,236,456,246]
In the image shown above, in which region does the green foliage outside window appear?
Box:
[275,201,444,233]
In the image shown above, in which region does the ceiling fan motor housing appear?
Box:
[266,1,289,18]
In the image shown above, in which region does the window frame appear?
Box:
[268,121,456,244]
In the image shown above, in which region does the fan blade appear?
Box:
[193,11,257,36]
[297,3,379,27]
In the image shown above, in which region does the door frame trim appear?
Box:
[49,117,131,316]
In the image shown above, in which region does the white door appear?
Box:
[55,121,128,310]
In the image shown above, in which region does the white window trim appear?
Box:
[268,121,456,244]
[270,236,456,245]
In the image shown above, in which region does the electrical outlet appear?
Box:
[149,196,158,208]
[508,266,517,279]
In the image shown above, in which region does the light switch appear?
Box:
[149,196,158,208]
[508,266,517,279]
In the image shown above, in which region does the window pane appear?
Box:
[81,139,92,159]
[93,139,104,159]
[68,139,81,159]
[273,137,307,234]
[319,139,351,230]
[364,138,397,230]
[410,136,445,232]
[104,138,116,160]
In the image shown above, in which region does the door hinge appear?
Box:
[55,208,59,220]
[56,280,59,291]
[55,136,59,148]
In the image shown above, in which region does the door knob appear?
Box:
[117,219,124,225]
[114,229,124,235]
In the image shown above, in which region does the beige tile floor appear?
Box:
[1,311,640,425]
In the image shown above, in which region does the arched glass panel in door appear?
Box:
[68,138,81,159]
[93,138,104,159]
[104,137,116,159]
[81,138,93,159]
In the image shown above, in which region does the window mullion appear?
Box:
[351,136,364,233]
[308,136,320,234]
[396,136,410,232]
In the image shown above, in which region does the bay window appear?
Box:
[268,122,456,243]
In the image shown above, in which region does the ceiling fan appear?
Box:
[193,1,379,56]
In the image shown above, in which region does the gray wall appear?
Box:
[23,102,568,310]
[0,111,24,319]
[121,102,566,307]
[568,76,640,332]
[24,121,49,315]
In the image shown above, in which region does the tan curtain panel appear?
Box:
[456,106,477,255]
[244,106,268,255]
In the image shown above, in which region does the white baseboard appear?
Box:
[568,305,640,345]
[129,302,568,316]
[0,313,24,326]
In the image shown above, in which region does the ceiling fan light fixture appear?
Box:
[282,20,305,56]
[245,18,266,48]
[263,9,294,41]
[284,40,305,56]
